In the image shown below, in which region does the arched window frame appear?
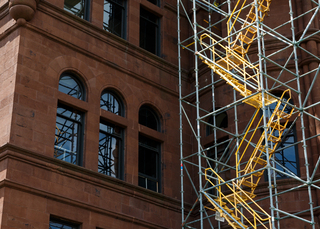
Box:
[138,104,161,132]
[99,89,125,180]
[58,72,86,101]
[100,89,125,117]
[55,72,86,166]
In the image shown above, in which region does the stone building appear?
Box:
[1,0,320,228]
[0,0,186,227]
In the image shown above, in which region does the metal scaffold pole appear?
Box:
[178,0,320,228]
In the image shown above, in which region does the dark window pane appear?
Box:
[206,110,228,136]
[139,135,160,150]
[147,0,158,6]
[147,179,157,192]
[138,134,160,192]
[55,105,83,165]
[64,0,86,19]
[59,74,84,100]
[139,105,160,131]
[138,176,146,188]
[49,218,79,229]
[100,91,123,116]
[271,128,299,178]
[99,122,123,178]
[104,0,125,38]
[139,145,157,178]
[140,8,159,55]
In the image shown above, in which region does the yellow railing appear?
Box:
[199,33,260,94]
[205,168,271,229]
[199,1,299,229]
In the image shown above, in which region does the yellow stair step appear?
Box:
[226,213,241,222]
[267,134,280,143]
[223,190,256,203]
[214,199,227,206]
[230,221,248,229]
[257,4,269,13]
[253,157,267,166]
[238,34,254,45]
[232,44,247,54]
[258,145,274,153]
[243,22,257,34]
[244,168,265,177]
[241,179,257,188]
[270,121,285,130]
[247,11,262,21]
[216,54,242,70]
[276,110,291,119]
[243,93,278,109]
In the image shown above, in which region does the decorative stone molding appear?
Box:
[9,0,38,22]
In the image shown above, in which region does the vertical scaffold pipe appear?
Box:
[252,0,275,228]
[192,0,203,228]
[177,0,184,226]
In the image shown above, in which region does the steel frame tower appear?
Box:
[178,0,320,228]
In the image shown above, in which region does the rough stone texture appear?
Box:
[0,0,319,228]
[0,0,185,227]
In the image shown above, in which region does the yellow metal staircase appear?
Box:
[229,0,272,55]
[197,0,296,228]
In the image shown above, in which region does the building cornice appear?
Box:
[0,143,187,215]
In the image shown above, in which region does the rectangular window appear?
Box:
[103,0,126,38]
[139,7,160,55]
[55,104,84,166]
[64,0,90,20]
[264,94,299,179]
[49,218,80,229]
[138,134,160,192]
[99,122,124,179]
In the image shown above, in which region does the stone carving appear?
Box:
[9,0,38,23]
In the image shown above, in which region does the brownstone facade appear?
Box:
[1,0,320,228]
[0,0,187,227]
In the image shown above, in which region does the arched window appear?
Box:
[206,109,228,136]
[59,72,85,101]
[139,105,160,131]
[100,90,124,116]
[55,73,85,165]
[266,92,299,179]
[138,105,161,192]
[99,89,125,179]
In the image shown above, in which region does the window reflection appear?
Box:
[99,122,123,178]
[100,91,123,116]
[266,94,299,178]
[49,218,79,229]
[55,105,83,165]
[59,74,84,100]
[103,0,125,38]
[64,0,86,19]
